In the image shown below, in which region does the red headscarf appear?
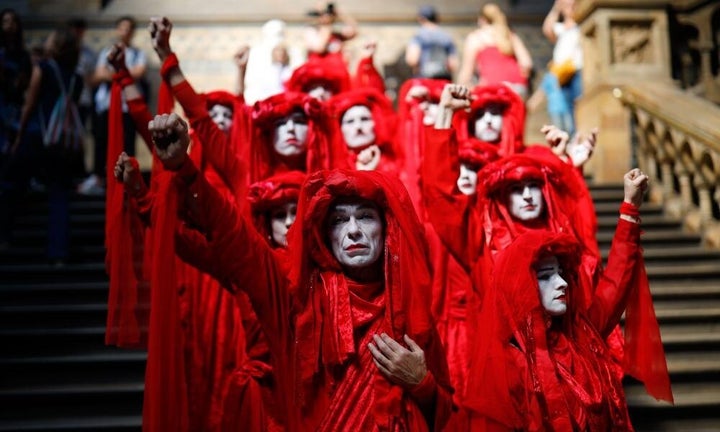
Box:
[246,170,305,242]
[287,169,450,428]
[286,57,351,96]
[454,83,525,157]
[328,88,401,172]
[250,92,339,182]
[464,230,634,431]
[476,154,577,254]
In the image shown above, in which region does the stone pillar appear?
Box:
[574,0,672,183]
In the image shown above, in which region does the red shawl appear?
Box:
[464,231,634,431]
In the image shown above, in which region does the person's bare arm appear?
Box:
[457,34,479,86]
[405,42,421,69]
[511,32,533,78]
[234,45,249,96]
[335,9,358,40]
[434,83,471,130]
[149,16,185,87]
[542,1,561,43]
[304,25,333,53]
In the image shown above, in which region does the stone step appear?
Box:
[0,245,106,265]
[0,326,144,356]
[651,300,720,323]
[644,262,720,279]
[0,382,143,422]
[658,322,720,350]
[649,280,720,300]
[0,303,108,329]
[0,350,146,388]
[15,213,105,228]
[0,262,107,285]
[602,246,720,264]
[597,229,701,247]
[0,281,110,306]
[0,416,141,432]
[597,214,681,230]
[25,199,105,215]
[626,381,720,430]
[8,228,104,247]
[594,202,664,216]
[664,351,720,376]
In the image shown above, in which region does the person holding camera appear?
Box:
[304,2,357,60]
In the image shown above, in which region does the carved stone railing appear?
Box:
[668,1,720,104]
[615,82,720,248]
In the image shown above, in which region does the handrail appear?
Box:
[615,82,720,248]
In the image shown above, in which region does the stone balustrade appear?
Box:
[615,82,720,248]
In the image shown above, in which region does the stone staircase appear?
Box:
[0,193,143,432]
[592,185,720,431]
[0,184,719,431]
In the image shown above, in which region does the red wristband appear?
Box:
[160,53,179,81]
[112,69,134,88]
[620,201,640,218]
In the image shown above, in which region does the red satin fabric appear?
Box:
[463,230,637,431]
[173,166,453,431]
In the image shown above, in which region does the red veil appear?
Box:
[286,56,351,96]
[463,231,634,431]
[246,170,306,241]
[250,92,340,182]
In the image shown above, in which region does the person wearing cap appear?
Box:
[406,5,459,80]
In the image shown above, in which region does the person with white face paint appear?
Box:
[150,135,454,431]
[271,111,309,158]
[330,88,400,174]
[472,103,504,142]
[462,168,672,429]
[340,105,376,149]
[506,179,544,221]
[455,164,479,196]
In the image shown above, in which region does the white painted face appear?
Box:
[456,163,478,196]
[307,85,333,102]
[327,200,383,269]
[473,103,504,142]
[272,111,309,157]
[209,104,233,133]
[507,180,544,221]
[419,101,440,126]
[269,201,297,247]
[341,105,376,149]
[535,255,568,316]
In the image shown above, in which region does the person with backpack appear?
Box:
[13,24,83,266]
[405,5,458,80]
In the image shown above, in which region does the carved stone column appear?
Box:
[677,4,720,103]
[575,0,673,183]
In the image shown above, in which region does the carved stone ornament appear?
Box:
[610,22,654,64]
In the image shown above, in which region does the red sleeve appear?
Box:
[126,97,154,152]
[353,56,385,93]
[586,218,640,337]
[408,329,454,431]
[421,127,475,270]
[172,80,247,194]
[174,160,291,351]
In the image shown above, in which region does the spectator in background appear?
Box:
[0,8,33,249]
[79,15,147,196]
[405,5,458,80]
[13,25,83,266]
[67,18,97,129]
[304,2,357,61]
[457,3,532,99]
[244,19,294,104]
[541,0,582,135]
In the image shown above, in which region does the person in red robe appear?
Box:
[148,112,454,431]
[462,169,672,431]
